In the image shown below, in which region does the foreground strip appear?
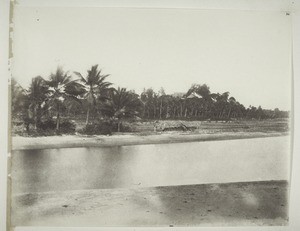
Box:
[12,180,288,226]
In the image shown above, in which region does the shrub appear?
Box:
[37,119,56,131]
[59,120,76,134]
[114,122,132,132]
[80,121,113,135]
[36,119,76,135]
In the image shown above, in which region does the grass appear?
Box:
[12,118,290,137]
[11,118,290,150]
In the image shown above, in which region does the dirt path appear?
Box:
[11,181,288,227]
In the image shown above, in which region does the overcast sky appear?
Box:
[12,7,291,110]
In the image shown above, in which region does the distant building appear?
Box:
[171,92,185,98]
[186,92,202,99]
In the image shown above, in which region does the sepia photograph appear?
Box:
[7,1,294,229]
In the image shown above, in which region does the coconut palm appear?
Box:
[26,76,49,130]
[11,78,26,116]
[74,65,111,125]
[101,87,142,132]
[140,88,157,119]
[46,67,81,131]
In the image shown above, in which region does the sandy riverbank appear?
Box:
[11,130,289,151]
[11,180,289,227]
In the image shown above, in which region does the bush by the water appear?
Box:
[59,120,76,134]
[115,123,132,132]
[80,121,113,135]
[38,119,56,131]
[36,119,76,134]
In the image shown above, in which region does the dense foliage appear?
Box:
[11,66,289,135]
[140,84,289,121]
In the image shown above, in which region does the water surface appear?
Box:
[12,136,290,194]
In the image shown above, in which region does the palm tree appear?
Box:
[227,96,236,119]
[11,78,26,116]
[101,87,142,132]
[26,76,48,130]
[46,67,81,131]
[215,92,230,119]
[74,65,111,125]
[141,88,157,119]
[158,88,166,119]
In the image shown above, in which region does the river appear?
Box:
[11,136,291,194]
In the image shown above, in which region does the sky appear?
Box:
[12,7,292,110]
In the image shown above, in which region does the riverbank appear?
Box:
[12,180,289,226]
[12,130,289,151]
[11,119,290,150]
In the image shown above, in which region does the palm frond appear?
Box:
[74,71,87,84]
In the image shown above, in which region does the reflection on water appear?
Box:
[11,136,290,194]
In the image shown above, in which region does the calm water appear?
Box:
[12,136,290,194]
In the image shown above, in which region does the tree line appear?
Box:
[11,65,289,134]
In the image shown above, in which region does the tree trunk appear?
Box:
[221,109,226,119]
[26,123,30,132]
[166,104,170,118]
[218,110,222,118]
[56,112,60,131]
[56,104,60,131]
[180,104,183,117]
[34,105,38,130]
[143,104,146,118]
[86,107,90,125]
[117,120,121,132]
[227,108,232,119]
[159,100,162,119]
[36,104,42,129]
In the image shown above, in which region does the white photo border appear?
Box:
[1,0,300,231]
